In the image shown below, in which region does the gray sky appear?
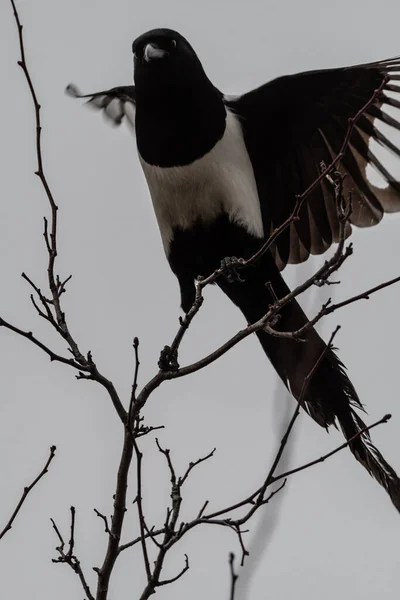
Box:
[1,0,400,598]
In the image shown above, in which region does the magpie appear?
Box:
[67,28,400,510]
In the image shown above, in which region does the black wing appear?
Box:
[66,84,136,128]
[226,58,400,269]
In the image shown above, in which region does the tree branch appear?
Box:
[157,554,189,586]
[0,445,56,540]
[7,0,127,427]
[273,413,392,483]
[228,553,239,600]
[51,507,94,600]
[95,430,133,600]
[93,509,113,538]
[133,438,152,581]
[178,448,216,487]
[0,317,86,370]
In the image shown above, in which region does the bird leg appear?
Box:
[220,256,246,283]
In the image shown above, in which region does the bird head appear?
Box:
[132,28,226,166]
[132,28,209,94]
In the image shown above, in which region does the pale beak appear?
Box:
[144,43,168,62]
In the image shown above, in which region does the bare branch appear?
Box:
[51,508,94,600]
[95,430,133,600]
[158,278,205,371]
[94,509,113,538]
[323,274,400,315]
[158,554,189,586]
[0,445,56,540]
[198,412,389,526]
[142,521,164,549]
[179,448,216,487]
[7,0,128,428]
[0,317,86,370]
[197,500,209,519]
[267,272,400,344]
[21,272,59,328]
[118,528,166,554]
[133,438,152,581]
[228,553,239,600]
[273,413,392,483]
[0,312,127,423]
[155,438,177,484]
[9,0,82,359]
[67,506,76,558]
[128,337,141,432]
[165,408,388,564]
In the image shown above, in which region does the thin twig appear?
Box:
[67,506,76,558]
[228,553,239,600]
[158,554,189,586]
[94,509,113,537]
[128,337,140,431]
[179,448,216,486]
[21,272,59,326]
[142,521,164,549]
[273,413,391,483]
[51,509,94,600]
[267,272,400,343]
[0,446,56,540]
[118,528,166,554]
[0,318,86,370]
[324,275,400,315]
[133,438,152,581]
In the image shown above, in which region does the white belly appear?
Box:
[138,109,264,254]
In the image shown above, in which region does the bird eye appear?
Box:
[171,40,177,48]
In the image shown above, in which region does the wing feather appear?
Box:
[65,83,136,129]
[226,58,400,269]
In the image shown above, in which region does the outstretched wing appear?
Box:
[66,83,136,128]
[226,58,400,269]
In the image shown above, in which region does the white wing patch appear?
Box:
[139,109,264,254]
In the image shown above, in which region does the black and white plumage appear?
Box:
[67,29,400,510]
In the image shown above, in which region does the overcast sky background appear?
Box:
[1,0,400,598]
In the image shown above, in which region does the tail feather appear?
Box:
[219,261,400,512]
[321,347,400,510]
[338,401,400,512]
[259,317,400,512]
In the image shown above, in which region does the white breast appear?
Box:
[138,109,264,254]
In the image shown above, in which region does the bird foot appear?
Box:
[158,345,179,371]
[220,256,246,283]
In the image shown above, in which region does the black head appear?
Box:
[132,28,226,167]
[132,28,209,93]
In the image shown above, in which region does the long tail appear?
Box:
[218,259,400,512]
